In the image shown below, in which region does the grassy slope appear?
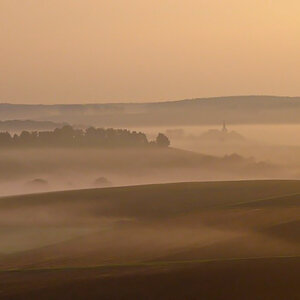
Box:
[0,180,299,298]
[1,257,300,299]
[1,180,299,214]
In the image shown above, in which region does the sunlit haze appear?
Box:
[1,0,300,104]
[1,2,300,298]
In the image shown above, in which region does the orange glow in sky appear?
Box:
[1,0,300,103]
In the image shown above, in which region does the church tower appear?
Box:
[222,121,228,133]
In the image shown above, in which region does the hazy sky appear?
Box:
[1,0,300,104]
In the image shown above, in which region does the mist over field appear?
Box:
[0,147,280,197]
[2,0,300,295]
[155,124,300,166]
[0,181,299,299]
[0,99,299,299]
[0,104,296,195]
[1,97,300,197]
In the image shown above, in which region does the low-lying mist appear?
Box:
[136,124,300,165]
[0,181,299,270]
[0,146,288,197]
[0,123,299,197]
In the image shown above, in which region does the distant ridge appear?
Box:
[1,96,300,126]
[0,120,67,132]
[2,95,300,106]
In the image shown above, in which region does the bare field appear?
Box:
[1,257,299,300]
[0,180,299,298]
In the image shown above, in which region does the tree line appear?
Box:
[0,126,170,148]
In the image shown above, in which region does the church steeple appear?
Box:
[222,121,228,133]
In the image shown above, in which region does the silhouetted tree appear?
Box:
[0,126,168,149]
[156,133,170,147]
[0,132,11,146]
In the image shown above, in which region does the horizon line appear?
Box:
[0,94,299,106]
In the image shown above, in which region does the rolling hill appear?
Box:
[0,180,299,299]
[0,120,67,132]
[1,96,300,126]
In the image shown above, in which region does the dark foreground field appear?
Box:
[1,257,300,300]
[0,180,299,299]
